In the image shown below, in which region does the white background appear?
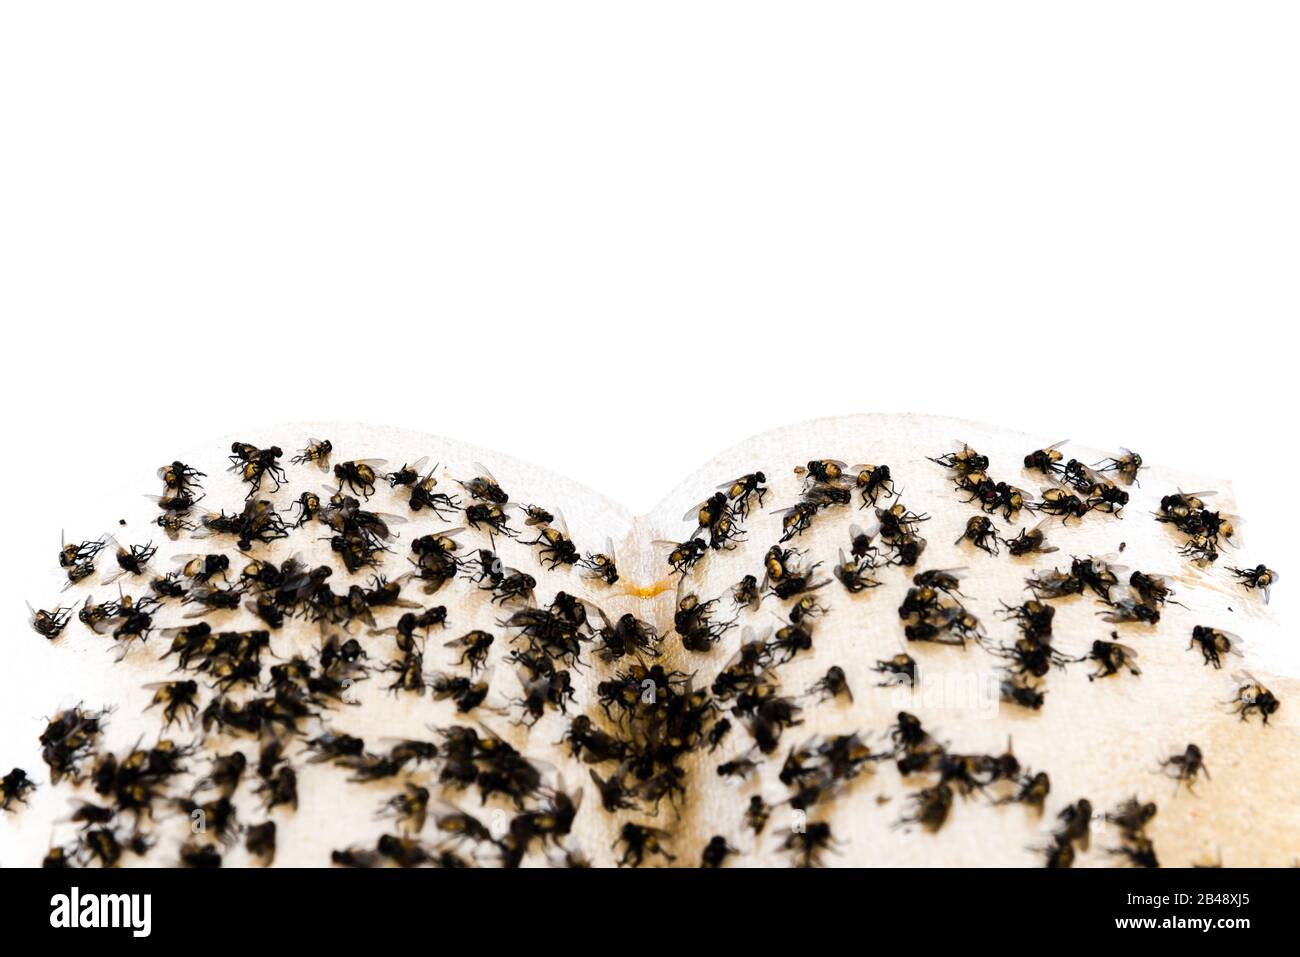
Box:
[1,2,1295,618]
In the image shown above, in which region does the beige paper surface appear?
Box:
[2,414,1293,867]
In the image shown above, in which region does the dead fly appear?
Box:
[193,752,247,799]
[929,443,989,476]
[778,820,839,867]
[557,717,623,766]
[378,784,431,833]
[96,594,162,651]
[228,442,286,496]
[738,795,770,837]
[380,456,427,490]
[487,568,536,606]
[148,485,204,517]
[807,666,852,702]
[1106,797,1157,842]
[732,574,762,610]
[1,768,36,811]
[905,608,976,649]
[1024,440,1067,475]
[175,552,230,584]
[385,646,427,695]
[330,845,379,868]
[675,592,735,652]
[875,502,930,565]
[152,512,198,543]
[406,470,460,518]
[150,572,187,599]
[720,471,767,517]
[1081,473,1129,515]
[1159,743,1208,789]
[1097,597,1160,625]
[897,784,952,832]
[462,547,504,588]
[59,533,108,571]
[29,604,73,639]
[1041,836,1075,868]
[716,757,758,781]
[1025,565,1084,600]
[75,829,128,868]
[874,653,917,688]
[255,764,298,812]
[802,482,853,510]
[183,582,246,615]
[1001,675,1046,710]
[464,502,516,541]
[1031,487,1090,523]
[432,672,493,714]
[1188,625,1242,669]
[682,493,730,552]
[409,532,463,593]
[776,501,819,542]
[1054,798,1093,851]
[144,680,200,727]
[763,547,826,601]
[290,438,333,470]
[60,557,97,588]
[999,600,1055,642]
[739,686,804,754]
[1094,448,1143,485]
[834,550,881,593]
[303,730,366,765]
[898,583,941,621]
[1229,564,1278,603]
[172,795,240,846]
[1110,834,1159,868]
[1006,519,1058,557]
[999,770,1051,810]
[1230,672,1280,724]
[613,822,674,868]
[286,491,323,529]
[1129,570,1179,607]
[769,623,814,663]
[662,537,707,576]
[1087,638,1141,681]
[975,479,1029,522]
[711,637,773,701]
[512,670,579,722]
[1156,488,1237,563]
[995,632,1076,679]
[459,465,509,504]
[581,545,619,586]
[526,513,581,568]
[201,499,291,550]
[67,800,116,828]
[104,538,158,582]
[707,718,732,752]
[330,459,384,500]
[1073,556,1122,600]
[789,595,829,625]
[443,629,493,672]
[847,463,894,507]
[956,515,1000,556]
[158,460,206,496]
[701,835,738,868]
[593,611,660,661]
[245,821,276,866]
[796,459,848,485]
[78,594,121,630]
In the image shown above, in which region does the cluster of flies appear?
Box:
[10,435,1282,868]
[15,440,634,867]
